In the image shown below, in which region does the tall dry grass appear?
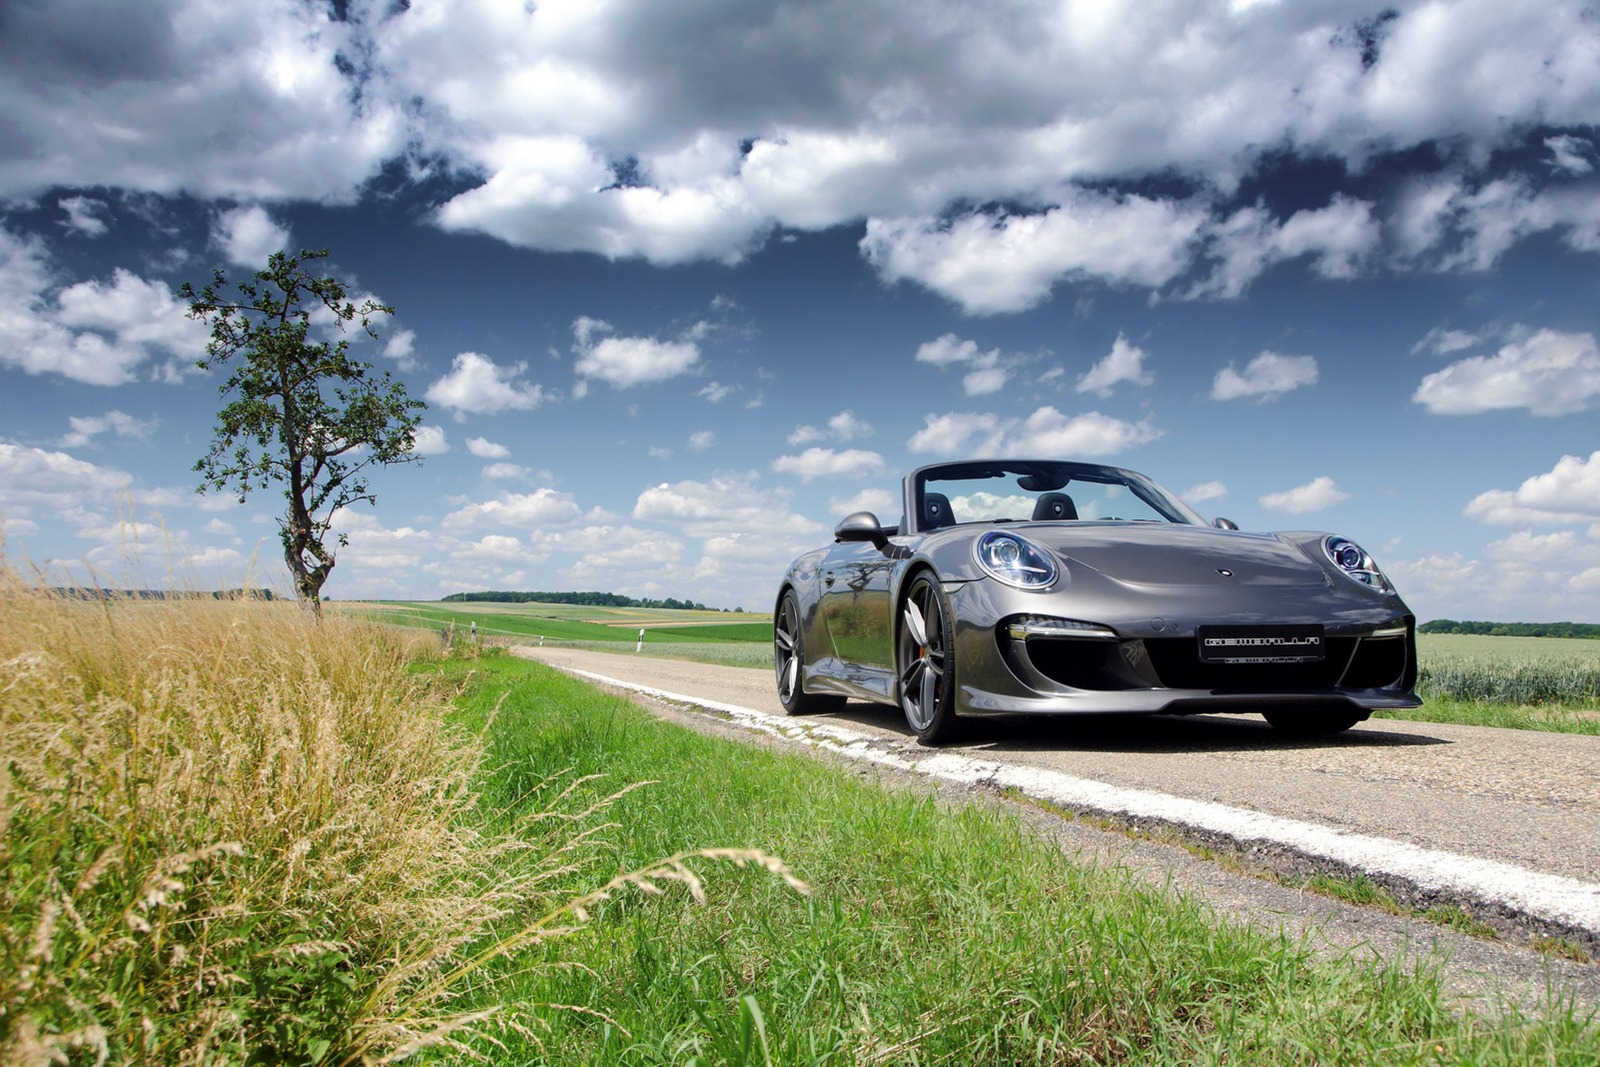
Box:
[0,563,518,1063]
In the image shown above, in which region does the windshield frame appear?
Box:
[904,459,1206,534]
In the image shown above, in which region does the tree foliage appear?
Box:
[1419,619,1600,639]
[182,249,425,617]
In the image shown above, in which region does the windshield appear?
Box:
[914,461,1204,532]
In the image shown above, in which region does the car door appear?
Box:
[817,538,897,697]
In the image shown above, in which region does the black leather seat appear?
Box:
[1031,492,1077,520]
[923,492,955,529]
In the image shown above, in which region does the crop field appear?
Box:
[1415,633,1600,706]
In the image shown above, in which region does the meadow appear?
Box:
[7,578,1597,1063]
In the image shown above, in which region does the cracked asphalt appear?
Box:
[513,645,1600,1020]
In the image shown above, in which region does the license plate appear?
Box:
[1198,625,1324,664]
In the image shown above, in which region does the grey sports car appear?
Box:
[773,459,1420,743]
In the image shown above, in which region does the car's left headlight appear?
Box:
[975,530,1059,589]
[1323,536,1393,592]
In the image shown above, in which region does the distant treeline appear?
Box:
[441,590,739,612]
[1420,619,1599,639]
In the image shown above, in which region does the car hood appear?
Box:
[1018,523,1329,589]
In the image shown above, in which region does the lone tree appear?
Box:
[182,249,425,619]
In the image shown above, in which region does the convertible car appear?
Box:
[773,459,1420,743]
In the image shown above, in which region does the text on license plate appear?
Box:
[1197,625,1324,664]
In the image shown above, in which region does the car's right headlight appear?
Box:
[975,530,1059,589]
[1323,536,1393,592]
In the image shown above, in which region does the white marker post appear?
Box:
[636,628,645,653]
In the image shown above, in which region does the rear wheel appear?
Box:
[1262,706,1365,736]
[775,591,845,715]
[897,573,960,744]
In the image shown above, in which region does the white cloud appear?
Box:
[633,472,822,538]
[441,487,585,531]
[862,191,1206,314]
[829,487,897,518]
[59,196,109,236]
[1410,326,1482,356]
[772,447,885,482]
[914,333,1012,395]
[907,407,1160,458]
[698,380,734,403]
[212,204,289,267]
[425,352,547,418]
[788,409,873,446]
[1545,134,1595,175]
[572,317,701,389]
[0,231,207,386]
[1412,329,1600,417]
[483,462,530,480]
[411,424,450,455]
[59,410,158,448]
[1077,333,1153,397]
[1182,480,1228,504]
[1212,352,1319,402]
[466,436,510,459]
[688,430,715,451]
[1464,451,1600,525]
[1259,476,1350,514]
[383,328,418,371]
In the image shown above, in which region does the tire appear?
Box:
[1262,705,1366,736]
[896,572,960,744]
[775,591,845,715]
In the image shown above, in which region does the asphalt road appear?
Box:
[514,645,1600,1015]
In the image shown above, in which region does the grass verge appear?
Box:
[445,655,1600,1065]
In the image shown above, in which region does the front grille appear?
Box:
[1143,636,1356,691]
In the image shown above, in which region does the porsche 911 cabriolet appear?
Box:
[773,459,1420,743]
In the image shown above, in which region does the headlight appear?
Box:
[975,530,1059,589]
[1322,536,1392,592]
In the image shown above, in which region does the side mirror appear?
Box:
[1212,517,1239,531]
[834,511,890,546]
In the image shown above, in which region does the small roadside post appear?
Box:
[636,628,645,653]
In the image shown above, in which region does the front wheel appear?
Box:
[897,573,960,744]
[1262,706,1365,736]
[775,591,845,715]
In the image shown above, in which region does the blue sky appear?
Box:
[2,0,1598,619]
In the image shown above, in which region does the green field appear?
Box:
[361,602,1600,719]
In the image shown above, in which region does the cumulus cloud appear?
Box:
[441,487,584,530]
[211,204,289,267]
[0,230,208,385]
[688,430,715,451]
[1077,333,1153,397]
[425,352,547,418]
[1212,352,1319,402]
[382,328,418,371]
[829,487,897,517]
[1464,451,1600,525]
[411,424,450,455]
[789,409,874,445]
[1410,326,1482,356]
[913,333,1015,395]
[863,192,1206,314]
[465,436,510,459]
[571,316,701,390]
[59,196,109,236]
[1259,476,1351,514]
[59,410,158,449]
[1412,329,1600,416]
[772,447,885,482]
[907,407,1160,458]
[1182,480,1228,504]
[633,472,822,538]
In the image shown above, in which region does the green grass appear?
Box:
[439,655,1600,1065]
[1415,633,1600,707]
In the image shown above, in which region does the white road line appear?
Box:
[560,667,1600,938]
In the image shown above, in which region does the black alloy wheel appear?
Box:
[897,572,959,743]
[775,591,844,715]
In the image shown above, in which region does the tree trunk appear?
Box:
[283,525,331,623]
